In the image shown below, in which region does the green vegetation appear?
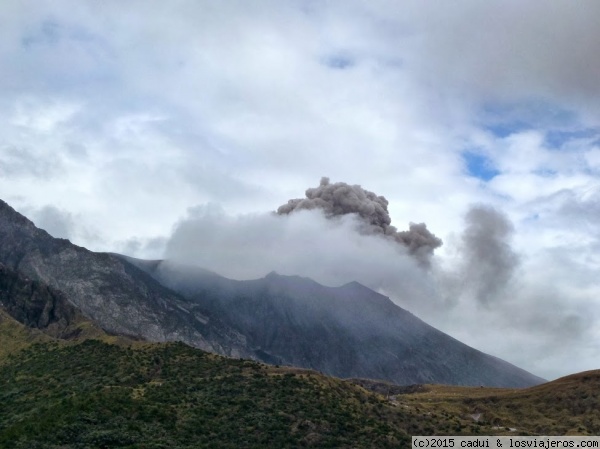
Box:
[1,310,598,447]
[0,310,51,360]
[0,338,411,448]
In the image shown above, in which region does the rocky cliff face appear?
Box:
[0,263,84,338]
[0,200,248,356]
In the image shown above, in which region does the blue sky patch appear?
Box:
[483,120,529,138]
[480,100,578,139]
[544,128,599,149]
[462,152,500,181]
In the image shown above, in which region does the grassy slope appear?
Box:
[1,312,598,447]
[389,371,600,436]
[0,310,52,361]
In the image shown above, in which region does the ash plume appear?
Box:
[458,205,519,306]
[277,177,442,264]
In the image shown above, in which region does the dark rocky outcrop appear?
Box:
[0,199,248,356]
[0,263,82,338]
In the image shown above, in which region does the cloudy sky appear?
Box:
[2,0,600,380]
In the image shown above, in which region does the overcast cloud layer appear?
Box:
[1,1,599,380]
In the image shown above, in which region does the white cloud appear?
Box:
[10,97,81,133]
[166,206,437,304]
[1,0,599,379]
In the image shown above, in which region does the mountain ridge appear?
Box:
[0,198,544,387]
[0,199,250,357]
[123,256,545,387]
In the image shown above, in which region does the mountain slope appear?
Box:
[0,198,543,387]
[125,258,544,387]
[0,249,593,444]
[0,199,248,357]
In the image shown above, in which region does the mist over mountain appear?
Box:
[163,178,594,380]
[0,197,544,387]
[120,256,544,387]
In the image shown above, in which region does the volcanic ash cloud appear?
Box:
[277,177,442,265]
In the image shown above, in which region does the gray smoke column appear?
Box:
[277,177,442,264]
[459,205,519,306]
